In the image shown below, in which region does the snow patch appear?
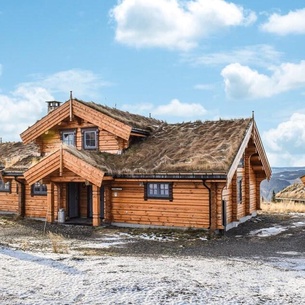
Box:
[249,226,287,237]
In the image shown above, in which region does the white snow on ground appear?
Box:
[1,247,305,305]
[249,226,287,237]
[249,220,305,237]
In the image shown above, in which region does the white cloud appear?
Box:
[0,87,53,141]
[153,99,207,117]
[263,113,305,167]
[122,99,207,121]
[27,69,110,99]
[221,61,305,99]
[261,8,305,35]
[193,83,214,90]
[110,0,256,50]
[187,45,282,67]
[0,69,109,141]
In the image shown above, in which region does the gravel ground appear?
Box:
[1,212,305,260]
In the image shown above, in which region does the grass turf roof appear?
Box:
[101,118,253,175]
[64,118,253,176]
[1,117,253,176]
[0,142,41,172]
[276,183,305,200]
[76,99,162,132]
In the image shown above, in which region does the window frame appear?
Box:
[237,177,242,204]
[144,182,173,201]
[31,182,47,196]
[82,128,99,150]
[60,129,76,146]
[0,181,11,193]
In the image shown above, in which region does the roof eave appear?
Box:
[113,172,227,180]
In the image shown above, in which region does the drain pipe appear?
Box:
[202,180,211,230]
[14,176,25,218]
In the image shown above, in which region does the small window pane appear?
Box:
[0,181,10,192]
[32,182,47,195]
[147,183,171,199]
[62,132,75,146]
[84,130,97,149]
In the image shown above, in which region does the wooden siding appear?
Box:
[99,130,122,153]
[20,100,133,145]
[111,181,210,228]
[21,102,71,144]
[0,180,19,213]
[72,100,132,141]
[24,184,50,218]
[35,122,126,155]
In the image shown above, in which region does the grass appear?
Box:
[48,232,69,254]
[261,201,305,214]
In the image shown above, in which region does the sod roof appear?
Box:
[276,183,305,200]
[1,117,254,177]
[76,99,162,132]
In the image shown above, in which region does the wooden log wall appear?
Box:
[99,130,122,153]
[223,155,259,228]
[0,180,19,213]
[249,164,257,213]
[24,184,54,218]
[36,120,125,155]
[111,180,210,228]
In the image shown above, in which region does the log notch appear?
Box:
[204,180,226,231]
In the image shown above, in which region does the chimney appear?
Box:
[46,101,62,113]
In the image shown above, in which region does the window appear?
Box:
[82,129,98,150]
[145,182,173,200]
[61,130,75,146]
[0,181,10,192]
[237,177,242,204]
[32,182,47,196]
[238,156,244,168]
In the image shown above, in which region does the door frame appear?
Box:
[67,182,80,218]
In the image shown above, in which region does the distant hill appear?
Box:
[261,167,305,201]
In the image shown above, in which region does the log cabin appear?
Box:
[0,97,271,232]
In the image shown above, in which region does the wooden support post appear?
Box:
[209,183,217,231]
[46,182,54,223]
[92,184,101,227]
[103,184,112,224]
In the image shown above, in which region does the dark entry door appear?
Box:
[87,185,104,218]
[68,183,80,218]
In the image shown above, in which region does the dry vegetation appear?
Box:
[261,201,305,214]
[48,232,69,254]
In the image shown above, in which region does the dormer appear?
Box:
[20,98,160,156]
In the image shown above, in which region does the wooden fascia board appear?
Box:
[227,121,254,186]
[72,100,132,141]
[24,148,104,187]
[24,150,60,185]
[20,102,70,144]
[62,150,104,186]
[252,121,272,180]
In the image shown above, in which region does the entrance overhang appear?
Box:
[24,146,105,186]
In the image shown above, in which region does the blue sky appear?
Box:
[1,0,305,167]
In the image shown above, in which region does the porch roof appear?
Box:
[23,146,104,186]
